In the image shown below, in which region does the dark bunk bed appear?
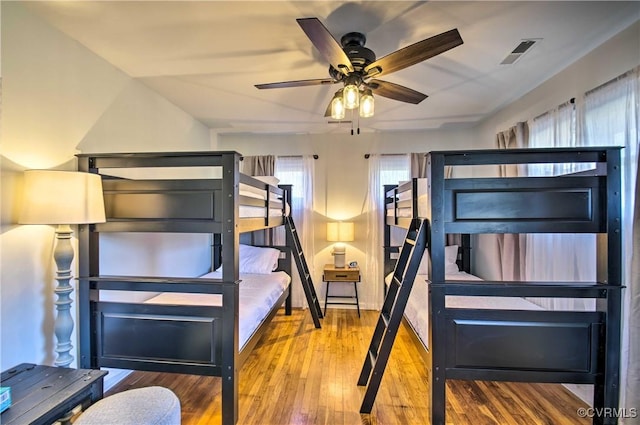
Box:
[359,147,623,425]
[76,151,322,425]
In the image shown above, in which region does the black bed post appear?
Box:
[212,233,222,271]
[221,152,241,425]
[427,152,447,425]
[594,147,623,424]
[279,184,293,315]
[77,155,100,369]
[383,184,398,295]
[459,234,471,273]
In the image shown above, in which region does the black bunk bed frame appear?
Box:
[373,147,623,425]
[76,151,306,425]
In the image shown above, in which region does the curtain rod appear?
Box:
[240,155,318,161]
[363,153,409,159]
[533,97,576,121]
[585,66,638,96]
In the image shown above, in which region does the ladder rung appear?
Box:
[368,349,377,368]
[381,312,390,328]
[406,238,416,246]
[392,276,402,288]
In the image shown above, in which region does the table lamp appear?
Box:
[326,222,354,268]
[20,170,106,367]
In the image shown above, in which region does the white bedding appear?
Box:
[239,205,289,218]
[387,178,429,218]
[143,269,290,350]
[385,270,542,350]
[239,185,290,217]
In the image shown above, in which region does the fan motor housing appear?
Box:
[345,45,376,69]
[329,32,376,80]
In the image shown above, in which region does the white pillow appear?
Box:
[445,245,459,264]
[239,183,267,199]
[239,244,280,274]
[445,263,460,274]
[240,176,280,198]
[253,176,280,186]
[445,245,460,272]
[416,245,460,275]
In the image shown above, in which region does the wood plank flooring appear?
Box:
[107,309,591,425]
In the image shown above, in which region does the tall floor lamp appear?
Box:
[19,170,105,367]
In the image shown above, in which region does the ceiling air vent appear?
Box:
[500,39,539,65]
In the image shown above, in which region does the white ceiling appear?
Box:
[26,1,640,135]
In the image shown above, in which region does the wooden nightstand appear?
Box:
[322,263,361,317]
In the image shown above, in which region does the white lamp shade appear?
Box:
[20,170,106,225]
[326,222,355,242]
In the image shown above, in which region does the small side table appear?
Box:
[0,363,107,425]
[323,263,361,317]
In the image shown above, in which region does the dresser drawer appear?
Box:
[324,268,359,281]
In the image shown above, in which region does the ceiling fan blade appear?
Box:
[364,28,463,78]
[366,80,428,104]
[297,17,354,75]
[255,78,335,89]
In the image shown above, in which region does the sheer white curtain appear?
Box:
[275,155,316,308]
[527,102,596,312]
[363,154,410,309]
[525,68,639,415]
[582,68,639,422]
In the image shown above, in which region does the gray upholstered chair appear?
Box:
[74,386,181,425]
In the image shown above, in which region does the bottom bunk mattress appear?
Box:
[385,270,543,351]
[144,270,290,350]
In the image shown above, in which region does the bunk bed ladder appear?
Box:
[285,215,323,329]
[357,218,428,413]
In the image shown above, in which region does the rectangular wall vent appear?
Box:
[500,39,540,65]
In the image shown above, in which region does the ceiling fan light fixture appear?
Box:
[343,75,360,109]
[331,90,346,120]
[359,89,374,118]
[343,83,359,109]
[257,18,462,124]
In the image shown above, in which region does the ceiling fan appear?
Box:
[255,17,463,119]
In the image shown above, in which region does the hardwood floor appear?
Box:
[107,309,591,425]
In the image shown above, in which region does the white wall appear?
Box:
[216,129,477,310]
[0,2,211,374]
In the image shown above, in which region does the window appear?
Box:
[274,156,315,308]
[378,155,410,186]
